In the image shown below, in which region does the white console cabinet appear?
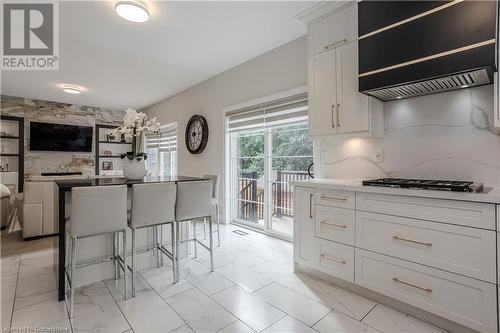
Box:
[294,184,498,333]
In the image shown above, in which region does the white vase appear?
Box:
[123,158,146,180]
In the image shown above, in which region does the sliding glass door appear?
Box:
[229,121,312,238]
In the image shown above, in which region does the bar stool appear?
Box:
[175,180,214,282]
[203,174,220,246]
[128,182,177,297]
[65,185,128,318]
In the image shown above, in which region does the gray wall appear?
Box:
[143,36,308,221]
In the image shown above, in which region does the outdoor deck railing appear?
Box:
[238,170,311,222]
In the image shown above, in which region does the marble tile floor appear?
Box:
[0,224,446,333]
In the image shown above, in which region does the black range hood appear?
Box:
[358,0,496,101]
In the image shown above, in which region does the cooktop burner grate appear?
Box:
[362,178,484,192]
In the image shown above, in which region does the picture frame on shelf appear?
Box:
[103,149,113,156]
[102,161,113,170]
[106,133,116,142]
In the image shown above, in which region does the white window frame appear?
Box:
[146,123,177,177]
[223,85,309,241]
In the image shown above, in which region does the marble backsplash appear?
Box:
[0,95,125,176]
[316,85,500,187]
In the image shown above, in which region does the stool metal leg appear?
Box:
[175,221,180,283]
[203,219,207,240]
[208,217,214,272]
[70,236,77,318]
[116,232,121,279]
[160,226,164,267]
[192,220,197,258]
[123,229,128,300]
[131,227,136,298]
[216,203,220,247]
[113,233,118,280]
[171,222,177,283]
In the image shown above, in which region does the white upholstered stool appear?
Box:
[65,185,128,318]
[128,182,177,297]
[175,180,214,282]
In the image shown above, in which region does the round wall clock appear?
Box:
[185,115,209,154]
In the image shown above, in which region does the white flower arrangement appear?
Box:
[112,108,161,161]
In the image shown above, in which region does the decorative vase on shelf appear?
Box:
[111,108,160,180]
[123,158,146,180]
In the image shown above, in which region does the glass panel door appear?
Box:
[229,123,313,238]
[231,129,265,228]
[268,123,313,237]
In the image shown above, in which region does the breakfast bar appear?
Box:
[54,175,208,301]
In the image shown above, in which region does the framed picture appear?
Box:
[103,149,113,156]
[102,161,113,170]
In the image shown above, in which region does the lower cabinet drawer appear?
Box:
[315,205,355,245]
[355,249,497,333]
[316,239,354,283]
[356,211,496,283]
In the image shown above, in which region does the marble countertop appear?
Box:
[292,178,500,204]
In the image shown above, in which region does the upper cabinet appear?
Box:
[298,2,383,138]
[308,3,357,57]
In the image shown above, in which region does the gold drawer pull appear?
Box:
[320,195,348,202]
[324,39,348,50]
[393,277,432,293]
[321,221,347,228]
[320,254,346,264]
[393,235,432,247]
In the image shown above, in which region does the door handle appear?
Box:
[331,105,336,128]
[320,254,346,264]
[393,235,432,247]
[320,195,347,202]
[324,39,348,50]
[337,103,340,127]
[393,277,432,293]
[309,193,313,219]
[321,221,347,228]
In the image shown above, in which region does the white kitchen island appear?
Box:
[293,179,500,333]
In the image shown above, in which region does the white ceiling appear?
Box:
[1,1,312,110]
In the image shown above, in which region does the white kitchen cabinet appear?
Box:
[308,50,336,136]
[293,186,316,265]
[301,1,383,138]
[355,249,497,333]
[316,239,354,282]
[308,40,382,137]
[308,2,357,57]
[356,211,496,282]
[336,42,371,134]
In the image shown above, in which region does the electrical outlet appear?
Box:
[321,151,329,162]
[373,150,383,162]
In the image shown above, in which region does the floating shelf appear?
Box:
[98,141,131,145]
[0,154,19,157]
[0,136,19,139]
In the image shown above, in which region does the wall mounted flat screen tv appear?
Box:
[30,122,93,152]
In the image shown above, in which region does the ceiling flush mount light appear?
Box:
[115,0,150,23]
[63,86,81,94]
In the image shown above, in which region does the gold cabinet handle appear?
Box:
[324,39,348,50]
[320,195,347,202]
[309,193,313,219]
[393,235,432,247]
[331,105,336,128]
[393,277,432,293]
[321,221,347,228]
[337,103,340,127]
[321,254,346,264]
